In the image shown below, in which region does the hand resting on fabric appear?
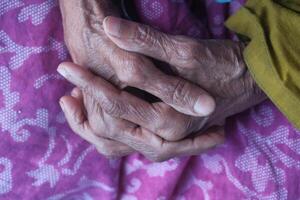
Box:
[101,17,267,129]
[58,0,266,161]
[58,63,224,161]
[59,0,226,161]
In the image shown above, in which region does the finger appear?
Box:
[70,87,87,117]
[93,136,134,159]
[58,62,195,141]
[59,95,134,157]
[63,87,222,162]
[152,126,225,161]
[114,56,215,117]
[112,123,225,162]
[58,60,215,117]
[103,16,202,69]
[71,87,83,100]
[105,46,215,116]
[59,95,88,138]
[169,126,225,158]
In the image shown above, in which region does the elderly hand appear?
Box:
[58,63,224,161]
[58,10,265,161]
[102,16,267,128]
[59,0,219,138]
[59,0,123,86]
[59,1,223,161]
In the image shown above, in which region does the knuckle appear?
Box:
[170,118,194,140]
[101,98,125,117]
[135,25,155,48]
[172,40,200,66]
[179,43,198,60]
[82,75,99,95]
[152,105,184,141]
[171,79,190,105]
[154,105,195,141]
[118,56,145,85]
[160,118,192,141]
[134,24,171,62]
[72,108,85,125]
[159,36,173,62]
[151,105,169,132]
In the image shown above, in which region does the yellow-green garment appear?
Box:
[226,0,300,129]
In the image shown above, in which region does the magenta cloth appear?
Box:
[0,0,299,199]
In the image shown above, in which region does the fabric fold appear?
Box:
[226,0,300,129]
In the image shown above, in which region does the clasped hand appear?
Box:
[58,1,265,161]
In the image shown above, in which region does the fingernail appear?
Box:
[103,16,123,37]
[57,64,68,78]
[194,96,216,116]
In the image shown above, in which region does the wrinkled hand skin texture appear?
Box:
[58,1,266,161]
[59,0,123,86]
[102,16,267,129]
[173,40,265,127]
[58,65,224,162]
[59,0,218,142]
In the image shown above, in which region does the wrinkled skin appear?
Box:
[102,16,267,128]
[59,1,266,161]
[59,0,216,115]
[59,2,216,134]
[59,0,138,159]
[59,0,122,86]
[58,65,224,161]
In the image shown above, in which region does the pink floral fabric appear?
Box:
[0,0,299,199]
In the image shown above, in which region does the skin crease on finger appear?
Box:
[57,62,207,142]
[60,87,225,162]
[57,62,227,162]
[60,0,212,122]
[62,88,135,158]
[59,0,124,87]
[58,1,262,160]
[60,0,216,118]
[102,16,267,128]
[60,0,217,160]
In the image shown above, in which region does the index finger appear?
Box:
[57,62,195,141]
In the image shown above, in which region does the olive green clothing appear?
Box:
[226,0,300,129]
